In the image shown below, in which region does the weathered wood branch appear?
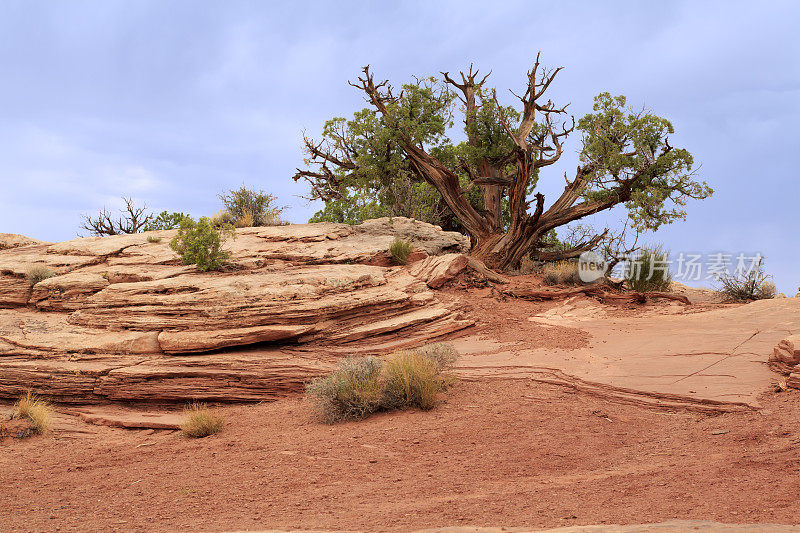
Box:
[499,283,691,305]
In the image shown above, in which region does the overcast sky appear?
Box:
[0,1,798,292]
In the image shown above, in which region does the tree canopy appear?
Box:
[294,54,712,268]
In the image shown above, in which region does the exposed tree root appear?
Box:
[466,257,510,284]
[498,282,691,305]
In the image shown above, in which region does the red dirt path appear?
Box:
[2,379,800,532]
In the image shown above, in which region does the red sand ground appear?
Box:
[2,379,800,532]
[2,288,798,531]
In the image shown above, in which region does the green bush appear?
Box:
[143,211,190,231]
[715,257,775,301]
[25,265,55,285]
[218,186,286,227]
[625,246,671,292]
[306,357,384,423]
[389,238,414,265]
[169,216,236,271]
[306,344,458,424]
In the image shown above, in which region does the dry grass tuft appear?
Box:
[13,391,52,434]
[306,344,458,424]
[539,261,580,286]
[180,402,224,438]
[389,238,414,265]
[146,235,162,243]
[381,350,445,411]
[237,209,255,228]
[25,265,55,285]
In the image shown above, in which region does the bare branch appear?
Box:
[81,197,153,237]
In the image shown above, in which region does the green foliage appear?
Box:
[389,238,414,265]
[25,265,55,285]
[169,216,236,271]
[143,211,190,231]
[306,345,458,424]
[578,93,713,232]
[715,257,775,301]
[180,402,224,438]
[218,186,286,227]
[299,77,477,229]
[625,246,672,292]
[297,64,712,253]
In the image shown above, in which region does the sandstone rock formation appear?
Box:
[0,218,473,403]
[0,233,50,251]
[769,335,800,383]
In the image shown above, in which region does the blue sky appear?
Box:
[0,1,798,292]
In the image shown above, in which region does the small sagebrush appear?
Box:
[180,402,224,438]
[411,343,459,371]
[25,265,55,285]
[306,344,457,424]
[13,391,52,434]
[306,357,384,423]
[625,246,671,292]
[146,235,162,243]
[389,238,414,265]
[715,257,775,301]
[218,186,286,227]
[539,261,579,286]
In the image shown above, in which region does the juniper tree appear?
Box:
[295,53,712,269]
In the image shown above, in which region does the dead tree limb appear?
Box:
[500,284,691,305]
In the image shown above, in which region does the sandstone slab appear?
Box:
[455,298,800,411]
[0,218,473,403]
[0,233,49,250]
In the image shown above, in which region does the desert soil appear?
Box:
[2,378,800,532]
[2,283,800,532]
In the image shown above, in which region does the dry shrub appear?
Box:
[210,209,237,227]
[381,351,445,411]
[306,357,384,423]
[716,257,775,301]
[218,186,286,227]
[146,235,162,243]
[25,265,55,285]
[518,255,537,274]
[759,281,777,299]
[389,238,414,265]
[13,391,52,434]
[539,261,579,286]
[238,209,255,229]
[411,342,458,371]
[306,344,457,424]
[180,402,224,438]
